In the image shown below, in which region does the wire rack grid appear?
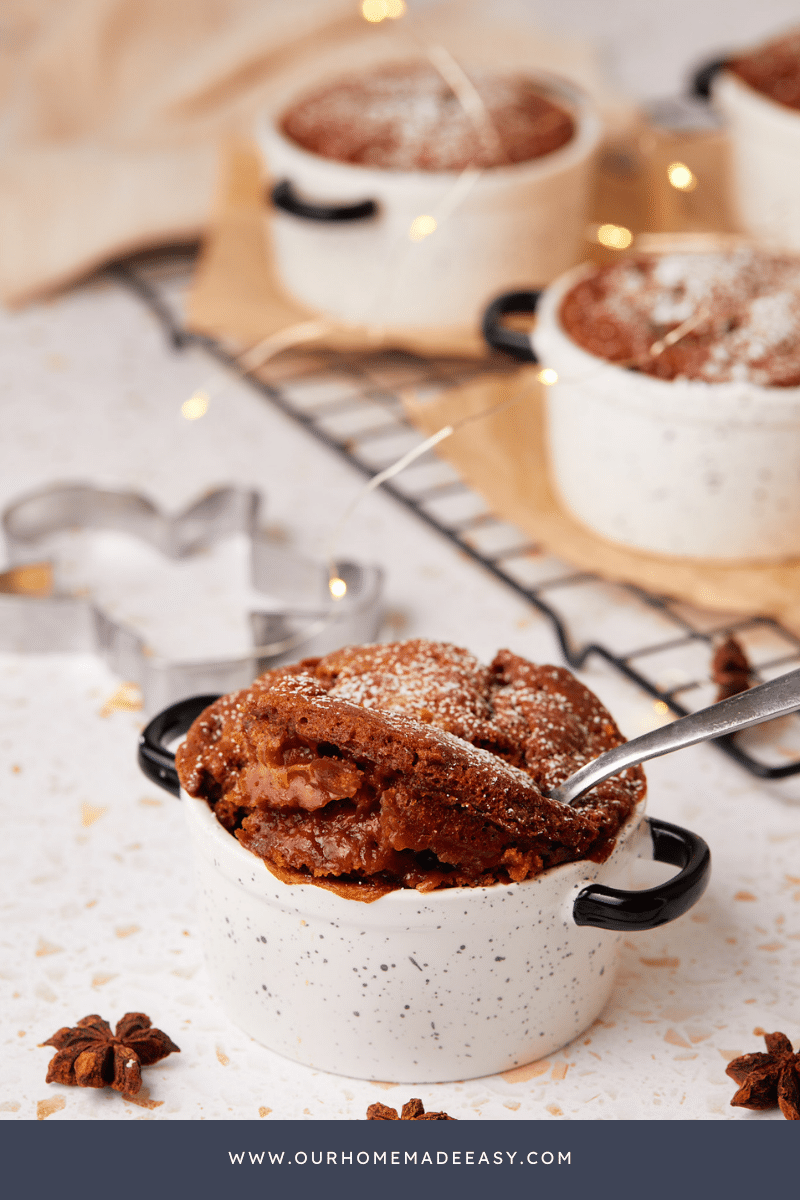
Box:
[111,253,800,784]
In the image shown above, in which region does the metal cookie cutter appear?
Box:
[0,483,383,714]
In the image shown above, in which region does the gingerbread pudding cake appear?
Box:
[728,28,800,111]
[176,640,644,898]
[279,62,575,172]
[559,248,800,386]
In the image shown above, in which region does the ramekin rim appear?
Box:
[256,71,602,186]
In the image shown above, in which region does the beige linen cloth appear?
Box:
[0,0,365,304]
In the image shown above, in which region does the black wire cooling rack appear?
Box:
[112,252,800,783]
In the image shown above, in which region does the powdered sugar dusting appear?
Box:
[281,62,575,172]
[322,640,492,739]
[562,249,800,386]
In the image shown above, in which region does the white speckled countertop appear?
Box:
[1,267,798,1122]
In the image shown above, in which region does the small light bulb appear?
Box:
[667,162,697,192]
[329,576,348,599]
[409,214,437,242]
[596,223,633,250]
[361,0,387,22]
[537,368,558,386]
[182,392,209,420]
[653,700,670,715]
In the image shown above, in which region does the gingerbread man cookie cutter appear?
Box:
[0,483,383,714]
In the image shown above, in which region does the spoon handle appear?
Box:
[551,666,800,806]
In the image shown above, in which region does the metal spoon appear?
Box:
[550,666,800,806]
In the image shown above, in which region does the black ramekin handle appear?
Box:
[137,694,221,797]
[691,57,728,100]
[271,179,378,223]
[482,290,541,361]
[572,816,710,931]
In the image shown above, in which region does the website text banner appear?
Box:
[4,1118,789,1200]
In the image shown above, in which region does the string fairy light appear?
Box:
[594,222,634,250]
[324,424,455,595]
[398,42,501,249]
[425,43,506,164]
[237,320,332,374]
[667,162,697,192]
[181,391,209,420]
[324,379,537,595]
[181,319,332,418]
[560,306,711,380]
[406,166,482,242]
[647,306,709,358]
[361,0,406,23]
[409,214,438,242]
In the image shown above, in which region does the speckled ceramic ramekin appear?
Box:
[139,695,710,1083]
[256,74,601,330]
[485,263,800,560]
[714,69,800,252]
[182,790,645,1082]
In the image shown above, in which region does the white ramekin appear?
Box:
[527,264,800,561]
[184,791,641,1081]
[714,70,800,252]
[140,696,710,1083]
[256,76,601,331]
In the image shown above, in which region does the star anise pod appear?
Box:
[367,1098,455,1120]
[711,636,752,702]
[726,1031,800,1120]
[42,1013,179,1095]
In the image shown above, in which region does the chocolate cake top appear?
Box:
[559,249,800,386]
[729,28,800,111]
[177,640,643,897]
[280,62,575,172]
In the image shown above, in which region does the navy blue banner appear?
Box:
[2,1118,792,1200]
